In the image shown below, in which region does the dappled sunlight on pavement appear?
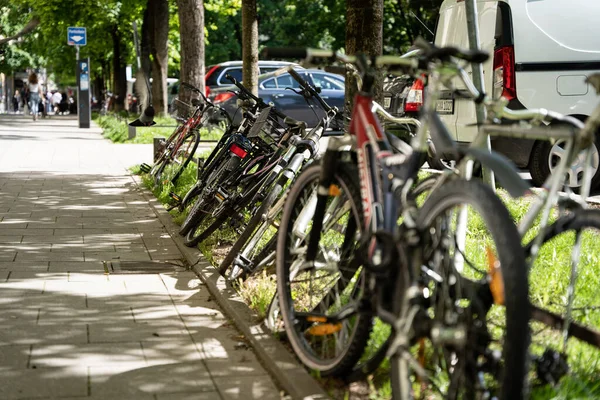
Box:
[0,116,283,399]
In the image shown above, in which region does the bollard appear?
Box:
[128,125,137,140]
[153,137,166,162]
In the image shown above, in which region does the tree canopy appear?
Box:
[1,0,441,90]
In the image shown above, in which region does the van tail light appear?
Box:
[214,92,235,104]
[229,143,248,159]
[493,46,516,100]
[404,78,424,112]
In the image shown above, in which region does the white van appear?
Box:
[435,0,600,188]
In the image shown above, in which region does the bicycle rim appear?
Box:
[276,164,371,376]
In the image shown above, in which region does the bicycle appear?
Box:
[217,66,349,281]
[178,74,304,247]
[265,45,530,399]
[146,82,230,186]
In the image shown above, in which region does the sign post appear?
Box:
[77,59,91,128]
[68,27,89,129]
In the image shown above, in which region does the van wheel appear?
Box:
[529,135,600,190]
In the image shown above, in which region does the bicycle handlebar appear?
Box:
[285,66,334,113]
[180,81,211,105]
[224,73,289,121]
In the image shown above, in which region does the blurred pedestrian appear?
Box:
[27,73,43,121]
[46,91,53,114]
[52,91,62,114]
[13,90,20,113]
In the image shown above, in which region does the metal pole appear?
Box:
[464,0,496,188]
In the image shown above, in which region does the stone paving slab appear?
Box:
[0,115,285,400]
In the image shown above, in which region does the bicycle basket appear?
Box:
[170,99,195,122]
[246,107,286,148]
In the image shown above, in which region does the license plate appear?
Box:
[383,97,391,109]
[436,99,454,114]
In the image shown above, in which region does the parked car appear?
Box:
[168,60,300,100]
[435,0,600,189]
[209,68,346,128]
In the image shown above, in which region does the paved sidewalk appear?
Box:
[0,115,282,400]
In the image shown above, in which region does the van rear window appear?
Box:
[495,3,513,48]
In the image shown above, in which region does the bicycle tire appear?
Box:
[178,150,239,237]
[247,232,277,277]
[276,163,372,377]
[218,183,284,277]
[184,206,231,247]
[150,124,186,181]
[178,197,216,237]
[390,179,530,399]
[525,208,600,350]
[169,129,201,185]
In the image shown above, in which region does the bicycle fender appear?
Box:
[466,147,531,198]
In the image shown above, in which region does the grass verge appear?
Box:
[94,113,223,144]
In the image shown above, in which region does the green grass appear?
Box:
[94,113,224,144]
[139,160,600,399]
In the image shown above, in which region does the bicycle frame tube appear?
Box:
[350,93,391,232]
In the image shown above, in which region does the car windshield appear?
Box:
[310,73,344,90]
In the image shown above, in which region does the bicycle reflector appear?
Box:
[229,143,248,159]
[404,77,424,112]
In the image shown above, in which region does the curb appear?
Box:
[129,175,330,400]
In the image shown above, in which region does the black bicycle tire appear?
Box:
[184,207,231,247]
[245,234,278,278]
[276,163,372,377]
[178,149,239,237]
[390,179,530,400]
[525,208,600,347]
[218,183,284,276]
[170,129,201,185]
[150,124,186,180]
[179,197,215,237]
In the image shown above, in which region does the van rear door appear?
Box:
[434,0,499,143]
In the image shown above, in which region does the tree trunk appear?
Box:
[148,0,169,116]
[241,0,258,96]
[176,0,206,103]
[345,0,384,114]
[140,6,152,80]
[111,26,127,111]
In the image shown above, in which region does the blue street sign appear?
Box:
[67,27,87,46]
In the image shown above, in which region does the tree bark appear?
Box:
[345,0,384,114]
[241,0,258,96]
[140,6,152,80]
[111,26,127,111]
[148,0,169,116]
[176,0,206,103]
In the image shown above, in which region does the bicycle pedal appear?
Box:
[139,163,152,173]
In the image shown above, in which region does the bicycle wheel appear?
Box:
[526,208,600,390]
[166,129,200,185]
[178,148,240,237]
[179,196,217,237]
[276,163,372,377]
[219,183,284,277]
[390,179,530,400]
[150,125,186,182]
[184,204,232,247]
